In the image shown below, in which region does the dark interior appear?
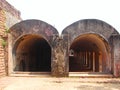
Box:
[69,34,105,72]
[14,35,51,72]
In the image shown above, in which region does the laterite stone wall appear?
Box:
[0,0,21,77]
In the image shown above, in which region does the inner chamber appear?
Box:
[69,34,110,72]
[13,35,51,72]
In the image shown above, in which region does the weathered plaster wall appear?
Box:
[9,20,58,75]
[10,20,58,45]
[9,19,120,77]
[62,19,119,43]
[0,0,120,78]
[111,35,120,77]
[62,19,120,77]
[0,0,21,77]
[52,34,68,76]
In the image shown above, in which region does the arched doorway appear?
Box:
[13,34,51,72]
[69,34,111,73]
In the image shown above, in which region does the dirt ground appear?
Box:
[0,77,120,90]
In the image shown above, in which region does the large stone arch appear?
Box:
[62,19,119,41]
[62,19,119,76]
[69,33,110,73]
[7,19,120,77]
[8,19,58,75]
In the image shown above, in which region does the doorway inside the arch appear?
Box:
[69,34,111,74]
[13,34,51,74]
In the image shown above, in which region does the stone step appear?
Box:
[10,72,113,78]
[69,72,113,78]
[10,72,51,77]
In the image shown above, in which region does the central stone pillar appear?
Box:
[51,34,68,77]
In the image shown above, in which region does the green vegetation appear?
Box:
[0,25,9,48]
[1,38,7,48]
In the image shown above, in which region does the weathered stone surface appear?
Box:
[8,19,120,77]
[0,0,21,19]
[0,9,7,77]
[1,0,120,78]
[7,19,120,77]
[0,0,21,77]
[9,20,59,76]
[62,19,119,44]
[5,11,21,28]
[10,20,58,46]
[51,34,68,76]
[111,35,120,77]
[62,19,120,77]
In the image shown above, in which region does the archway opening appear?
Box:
[69,34,110,73]
[13,35,51,72]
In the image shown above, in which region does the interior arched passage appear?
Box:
[69,34,111,73]
[13,34,51,72]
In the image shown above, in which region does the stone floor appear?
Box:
[0,76,120,90]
